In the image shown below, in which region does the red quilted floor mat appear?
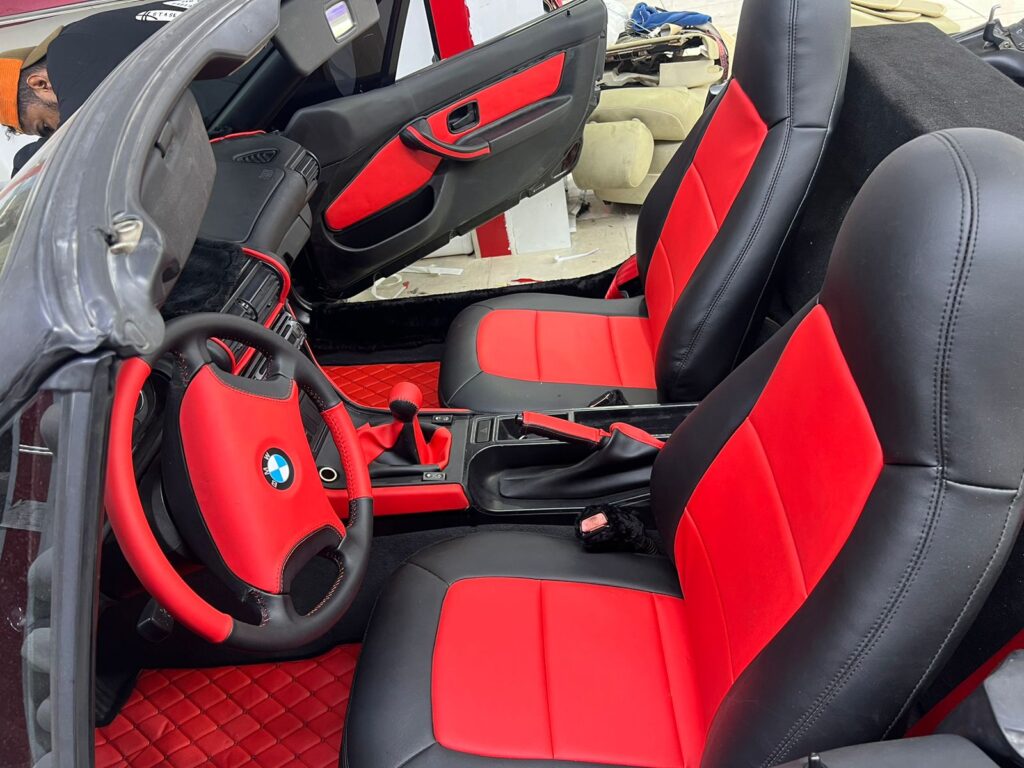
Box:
[95,644,359,768]
[323,362,441,409]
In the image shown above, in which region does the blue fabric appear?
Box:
[629,3,712,31]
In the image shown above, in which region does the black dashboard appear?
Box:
[198,133,320,263]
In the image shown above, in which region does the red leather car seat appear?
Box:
[439,0,851,412]
[343,128,1024,767]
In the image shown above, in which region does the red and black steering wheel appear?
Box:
[105,314,372,651]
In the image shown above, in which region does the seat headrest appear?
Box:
[821,127,1024,488]
[732,0,850,127]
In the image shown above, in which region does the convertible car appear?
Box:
[2,0,1024,766]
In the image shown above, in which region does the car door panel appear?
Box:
[285,0,606,298]
[324,51,566,232]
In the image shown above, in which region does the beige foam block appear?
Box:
[852,0,947,18]
[659,59,722,89]
[573,120,655,191]
[851,7,959,31]
[592,86,705,141]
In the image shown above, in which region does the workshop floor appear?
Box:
[352,0,1007,302]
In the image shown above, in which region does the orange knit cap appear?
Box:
[0,58,22,132]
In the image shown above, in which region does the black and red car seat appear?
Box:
[344,128,1024,767]
[439,0,850,412]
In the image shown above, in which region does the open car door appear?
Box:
[285,0,606,298]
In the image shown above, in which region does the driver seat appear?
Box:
[344,130,1024,767]
[439,0,850,411]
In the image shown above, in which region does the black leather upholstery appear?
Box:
[440,0,851,411]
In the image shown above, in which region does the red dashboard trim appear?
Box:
[232,247,291,375]
[328,484,469,517]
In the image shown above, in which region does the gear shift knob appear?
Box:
[389,382,423,423]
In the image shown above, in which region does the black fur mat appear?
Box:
[309,264,619,364]
[161,238,245,319]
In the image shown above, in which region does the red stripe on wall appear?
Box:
[428,0,475,58]
[427,0,510,255]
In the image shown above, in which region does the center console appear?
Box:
[308,395,695,523]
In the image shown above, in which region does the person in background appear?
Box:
[0,0,201,174]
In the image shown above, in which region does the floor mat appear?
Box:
[95,644,359,768]
[323,362,441,409]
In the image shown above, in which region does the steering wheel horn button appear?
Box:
[262,448,295,490]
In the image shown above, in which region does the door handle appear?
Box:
[400,119,491,161]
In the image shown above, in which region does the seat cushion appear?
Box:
[342,531,690,768]
[440,294,660,412]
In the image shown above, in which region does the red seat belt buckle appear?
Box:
[605,254,640,299]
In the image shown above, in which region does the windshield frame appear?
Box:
[0,0,278,428]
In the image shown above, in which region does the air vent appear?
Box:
[233,148,279,164]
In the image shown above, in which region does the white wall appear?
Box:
[1,133,35,180]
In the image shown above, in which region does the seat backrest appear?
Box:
[635,0,849,403]
[650,128,1024,767]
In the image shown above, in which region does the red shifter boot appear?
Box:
[357,383,452,470]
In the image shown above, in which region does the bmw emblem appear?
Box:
[262,449,295,490]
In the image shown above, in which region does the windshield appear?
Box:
[0,171,41,280]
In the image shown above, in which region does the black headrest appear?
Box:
[822,128,1024,488]
[732,0,850,127]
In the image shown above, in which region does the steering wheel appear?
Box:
[105,313,372,651]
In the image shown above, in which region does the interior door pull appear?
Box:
[400,119,491,161]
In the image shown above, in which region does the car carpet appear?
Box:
[767,24,1024,332]
[308,264,619,360]
[94,644,360,768]
[322,362,441,409]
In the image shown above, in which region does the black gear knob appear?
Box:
[388,382,423,423]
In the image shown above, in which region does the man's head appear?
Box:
[16,61,58,137]
[0,27,63,136]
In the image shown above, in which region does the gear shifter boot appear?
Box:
[357,383,452,469]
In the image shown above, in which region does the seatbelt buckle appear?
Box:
[580,511,610,535]
[575,505,659,554]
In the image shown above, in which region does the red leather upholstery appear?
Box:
[95,644,359,768]
[475,308,657,390]
[644,82,767,342]
[433,578,693,766]
[673,305,882,736]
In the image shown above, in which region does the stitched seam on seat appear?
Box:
[537,582,556,759]
[533,310,542,382]
[728,27,847,376]
[684,513,736,681]
[690,162,720,230]
[607,315,626,387]
[883,131,1016,736]
[759,131,975,766]
[394,742,434,768]
[651,593,687,765]
[747,418,809,595]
